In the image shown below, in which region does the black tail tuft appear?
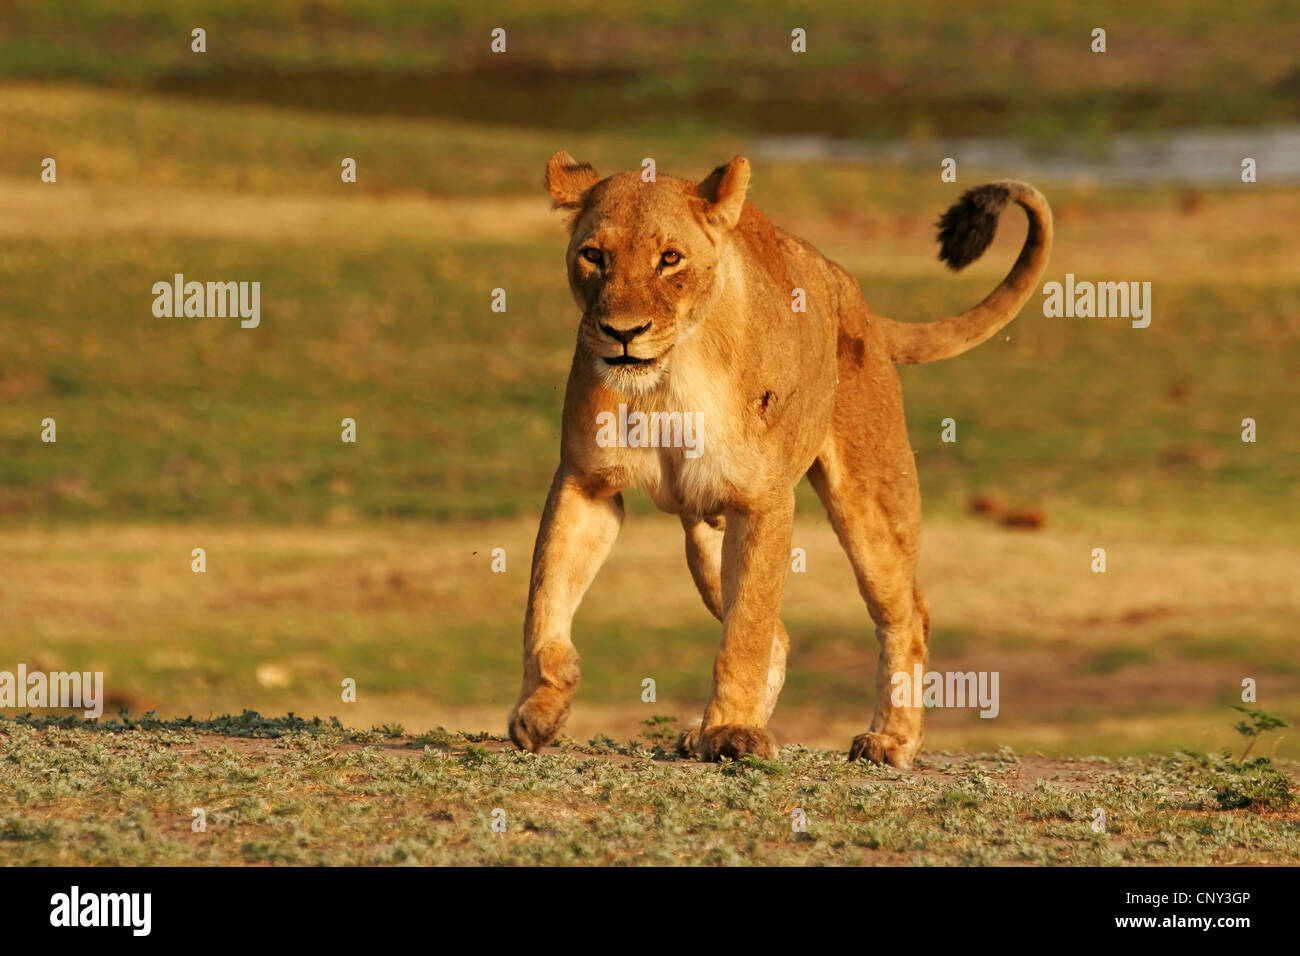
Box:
[936,184,1011,271]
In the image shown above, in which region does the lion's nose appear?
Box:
[599,321,651,345]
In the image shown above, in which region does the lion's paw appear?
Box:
[507,687,572,753]
[697,724,779,762]
[675,719,703,757]
[848,731,919,769]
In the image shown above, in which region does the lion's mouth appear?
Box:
[603,354,657,367]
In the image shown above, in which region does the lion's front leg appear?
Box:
[695,493,794,761]
[508,468,623,753]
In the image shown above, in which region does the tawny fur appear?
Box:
[509,152,1052,767]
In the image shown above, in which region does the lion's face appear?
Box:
[566,175,722,393]
[545,153,751,395]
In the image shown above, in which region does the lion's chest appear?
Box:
[589,384,756,516]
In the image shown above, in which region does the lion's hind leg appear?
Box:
[807,396,930,770]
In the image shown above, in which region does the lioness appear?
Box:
[509,152,1051,767]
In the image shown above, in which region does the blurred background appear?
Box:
[0,0,1297,756]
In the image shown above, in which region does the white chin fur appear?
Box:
[595,357,666,395]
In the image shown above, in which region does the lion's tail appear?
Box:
[881,181,1052,365]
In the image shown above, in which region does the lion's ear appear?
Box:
[545,151,599,209]
[697,156,750,231]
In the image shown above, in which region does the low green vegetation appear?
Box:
[0,714,1293,865]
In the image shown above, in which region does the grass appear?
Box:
[2,84,1297,528]
[3,0,1299,138]
[2,518,1297,759]
[0,714,1294,866]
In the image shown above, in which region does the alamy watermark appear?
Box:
[50,886,150,936]
[0,665,103,718]
[1042,274,1151,328]
[891,665,999,718]
[595,403,704,458]
[152,273,260,328]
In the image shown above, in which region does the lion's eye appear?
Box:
[580,248,603,266]
[660,250,682,267]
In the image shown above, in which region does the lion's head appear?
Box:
[545,151,751,394]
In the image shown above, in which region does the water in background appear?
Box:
[753,126,1300,184]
